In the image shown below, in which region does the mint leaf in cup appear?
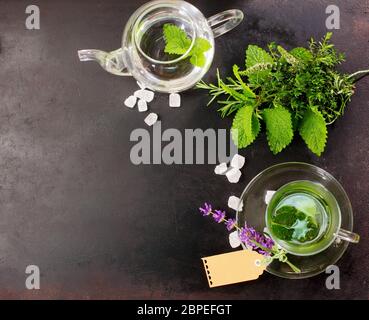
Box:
[271,205,319,242]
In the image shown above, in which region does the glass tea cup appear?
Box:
[77,0,243,93]
[265,180,360,256]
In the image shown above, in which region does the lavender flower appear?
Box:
[213,210,226,223]
[239,224,274,256]
[199,203,212,216]
[198,202,300,273]
[226,219,236,231]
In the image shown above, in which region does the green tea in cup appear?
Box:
[265,180,342,256]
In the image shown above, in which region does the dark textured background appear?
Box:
[0,0,368,299]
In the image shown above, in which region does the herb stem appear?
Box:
[348,69,369,80]
[285,260,301,273]
[229,218,300,273]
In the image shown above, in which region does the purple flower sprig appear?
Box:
[199,202,301,273]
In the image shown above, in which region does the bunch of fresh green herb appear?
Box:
[197,33,369,155]
[163,24,212,67]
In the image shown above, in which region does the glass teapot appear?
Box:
[78,0,243,93]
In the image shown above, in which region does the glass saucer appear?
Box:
[236,162,353,279]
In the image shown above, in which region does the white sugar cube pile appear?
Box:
[124,81,154,112]
[123,82,184,125]
[214,154,245,184]
[123,82,157,125]
[169,93,181,108]
[144,112,158,126]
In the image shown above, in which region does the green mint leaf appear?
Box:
[271,206,319,242]
[271,224,293,241]
[290,47,313,62]
[277,45,299,65]
[163,24,191,55]
[163,25,211,67]
[251,112,261,142]
[262,105,294,154]
[246,45,274,68]
[190,51,206,67]
[245,45,274,85]
[189,38,211,67]
[299,109,327,156]
[274,206,298,227]
[304,221,319,242]
[242,63,274,76]
[291,217,312,242]
[192,37,211,52]
[231,105,260,148]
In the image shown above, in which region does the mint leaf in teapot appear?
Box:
[163,24,212,67]
[190,51,206,67]
[163,24,191,55]
[192,37,212,53]
[190,38,212,67]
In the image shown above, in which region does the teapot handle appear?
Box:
[77,48,131,76]
[207,9,244,38]
[336,228,360,244]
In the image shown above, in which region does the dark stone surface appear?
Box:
[0,0,368,299]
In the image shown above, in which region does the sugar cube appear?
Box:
[230,154,245,169]
[138,99,148,112]
[169,93,181,107]
[124,95,137,109]
[264,190,276,205]
[228,196,243,211]
[134,89,154,102]
[229,230,241,248]
[144,113,158,126]
[226,167,242,183]
[214,162,228,175]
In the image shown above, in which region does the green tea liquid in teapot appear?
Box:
[78,1,244,92]
[137,18,194,80]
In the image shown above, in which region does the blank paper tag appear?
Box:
[202,250,266,288]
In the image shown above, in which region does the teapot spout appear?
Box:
[77,48,130,76]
